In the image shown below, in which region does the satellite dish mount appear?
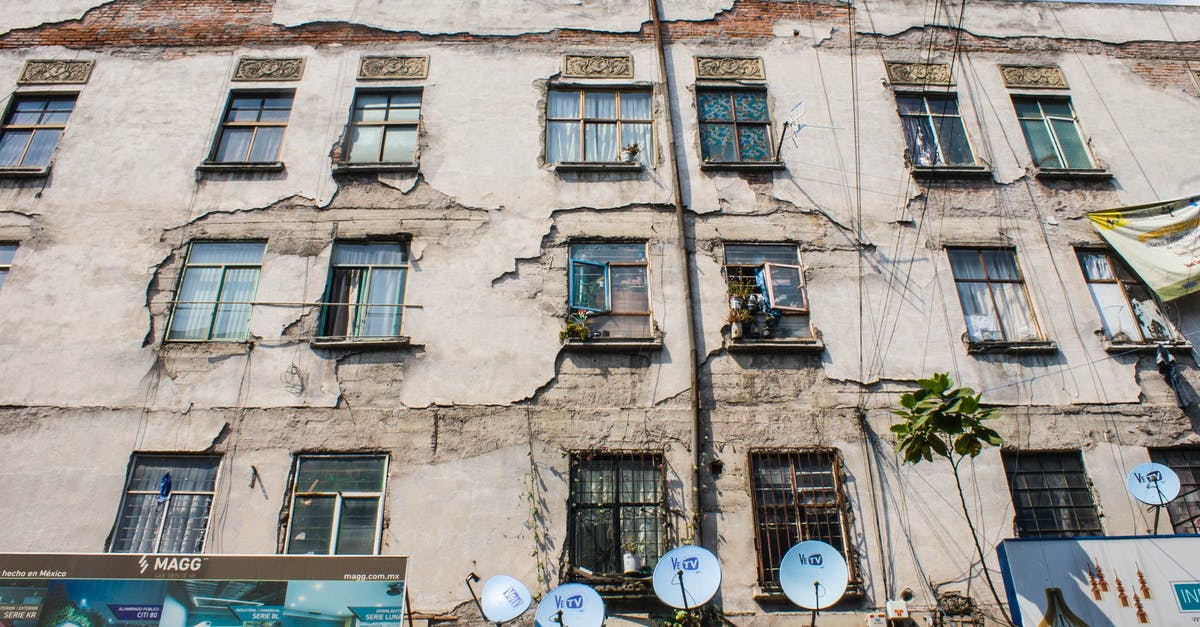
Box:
[1126,463,1182,535]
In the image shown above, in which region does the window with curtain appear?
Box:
[110,455,220,553]
[750,449,855,589]
[210,92,293,163]
[167,241,266,342]
[546,89,653,165]
[1077,249,1173,344]
[568,452,664,576]
[697,88,773,162]
[344,91,420,164]
[568,243,650,338]
[1003,451,1102,538]
[285,455,387,555]
[1148,448,1200,534]
[948,248,1042,343]
[321,242,408,339]
[0,95,75,169]
[0,243,15,291]
[1012,96,1094,170]
[723,244,811,339]
[895,94,976,167]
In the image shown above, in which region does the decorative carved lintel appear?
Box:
[232,57,305,82]
[695,56,765,81]
[18,59,94,85]
[358,56,429,80]
[1000,65,1068,89]
[562,55,633,79]
[885,62,953,86]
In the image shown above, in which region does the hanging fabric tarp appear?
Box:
[1087,194,1200,301]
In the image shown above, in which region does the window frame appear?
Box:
[696,86,776,163]
[0,242,16,291]
[948,247,1044,344]
[0,93,77,170]
[1148,447,1200,534]
[341,88,422,166]
[748,448,858,592]
[283,454,389,556]
[567,242,652,339]
[1003,450,1103,538]
[1012,95,1095,170]
[165,240,266,343]
[567,450,666,578]
[319,240,410,339]
[722,243,813,341]
[894,91,978,168]
[545,87,655,165]
[207,90,294,165]
[1076,248,1175,344]
[109,454,222,554]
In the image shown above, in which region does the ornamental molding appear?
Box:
[232,57,305,81]
[18,59,94,85]
[885,62,953,86]
[694,56,765,81]
[562,55,633,79]
[1000,65,1068,89]
[358,56,429,80]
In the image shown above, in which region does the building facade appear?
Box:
[1,0,1200,625]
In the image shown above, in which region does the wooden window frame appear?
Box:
[284,454,389,556]
[568,242,652,339]
[1012,95,1094,170]
[165,240,266,343]
[0,242,15,290]
[1076,248,1174,343]
[895,92,977,167]
[342,89,422,165]
[319,241,410,339]
[1003,450,1103,538]
[546,88,654,164]
[948,247,1044,343]
[697,86,775,163]
[208,91,293,164]
[0,94,76,169]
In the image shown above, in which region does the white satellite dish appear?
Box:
[1127,463,1181,505]
[778,540,849,610]
[652,545,722,610]
[479,575,533,623]
[534,583,604,627]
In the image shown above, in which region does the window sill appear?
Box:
[1034,167,1112,181]
[701,160,785,172]
[561,338,663,352]
[966,339,1058,355]
[569,569,655,599]
[0,165,50,178]
[754,583,863,603]
[1103,339,1192,354]
[554,161,644,173]
[332,162,419,175]
[725,337,824,353]
[910,164,992,179]
[310,336,414,350]
[196,161,285,173]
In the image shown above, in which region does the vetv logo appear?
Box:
[554,595,584,610]
[671,556,700,571]
[502,587,523,608]
[796,553,823,566]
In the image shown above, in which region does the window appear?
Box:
[1012,96,1094,170]
[697,88,773,162]
[546,89,653,165]
[948,248,1041,343]
[1003,451,1102,538]
[167,241,266,342]
[110,455,220,553]
[568,452,664,576]
[285,455,388,555]
[1149,448,1200,533]
[0,95,75,169]
[896,94,976,167]
[750,450,855,589]
[1077,250,1173,343]
[344,91,420,164]
[568,243,651,338]
[724,244,810,340]
[210,92,293,163]
[0,243,15,290]
[321,242,408,338]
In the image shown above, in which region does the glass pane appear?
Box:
[700,123,737,161]
[1041,100,1074,118]
[382,127,417,162]
[295,456,386,493]
[546,121,580,163]
[112,494,161,553]
[584,123,618,161]
[1078,252,1116,281]
[737,124,771,161]
[584,92,617,119]
[697,91,733,122]
[260,97,293,121]
[210,267,259,340]
[334,242,407,266]
[572,507,615,572]
[190,242,264,265]
[620,92,652,120]
[933,116,974,165]
[354,94,390,122]
[348,126,384,162]
[733,91,769,122]
[1012,98,1043,119]
[0,268,7,290]
[215,128,253,162]
[361,268,405,337]
[765,264,806,310]
[548,91,580,118]
[1050,118,1093,169]
[129,456,218,491]
[227,98,263,122]
[572,243,646,263]
[21,129,61,166]
[901,117,938,166]
[895,96,926,115]
[9,101,45,125]
[725,244,798,266]
[1019,119,1062,168]
[982,250,1021,281]
[169,267,222,341]
[159,494,212,553]
[248,127,284,162]
[42,109,72,125]
[956,282,1003,341]
[948,250,985,280]
[1125,283,1173,341]
[287,496,335,554]
[926,96,959,116]
[0,131,31,166]
[992,282,1039,341]
[45,99,75,112]
[335,498,380,554]
[1087,282,1140,342]
[621,123,653,165]
[0,244,15,265]
[610,266,648,313]
[570,261,607,311]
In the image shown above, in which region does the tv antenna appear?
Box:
[778,541,849,627]
[465,573,532,626]
[1126,462,1181,534]
[533,583,604,627]
[652,545,722,614]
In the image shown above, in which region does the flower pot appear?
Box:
[729,296,744,310]
[623,551,643,575]
[730,321,744,339]
[621,149,638,163]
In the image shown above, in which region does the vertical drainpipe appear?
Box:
[648,0,705,548]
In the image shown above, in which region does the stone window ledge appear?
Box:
[1034,167,1112,181]
[701,160,785,172]
[554,161,644,173]
[753,584,863,603]
[332,162,419,175]
[725,337,824,353]
[0,165,50,178]
[966,339,1058,355]
[569,569,655,600]
[910,164,992,179]
[561,338,663,352]
[310,336,414,350]
[160,340,253,355]
[1103,339,1192,354]
[196,161,285,173]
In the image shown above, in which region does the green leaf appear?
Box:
[929,436,949,458]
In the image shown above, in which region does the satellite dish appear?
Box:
[778,541,849,610]
[534,583,605,627]
[652,545,722,609]
[479,575,533,623]
[1127,463,1181,505]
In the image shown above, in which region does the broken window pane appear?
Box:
[1077,250,1174,342]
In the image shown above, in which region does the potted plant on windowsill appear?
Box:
[622,541,643,575]
[560,310,592,343]
[727,307,752,340]
[620,143,641,163]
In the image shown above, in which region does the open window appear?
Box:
[567,243,650,338]
[723,244,812,340]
